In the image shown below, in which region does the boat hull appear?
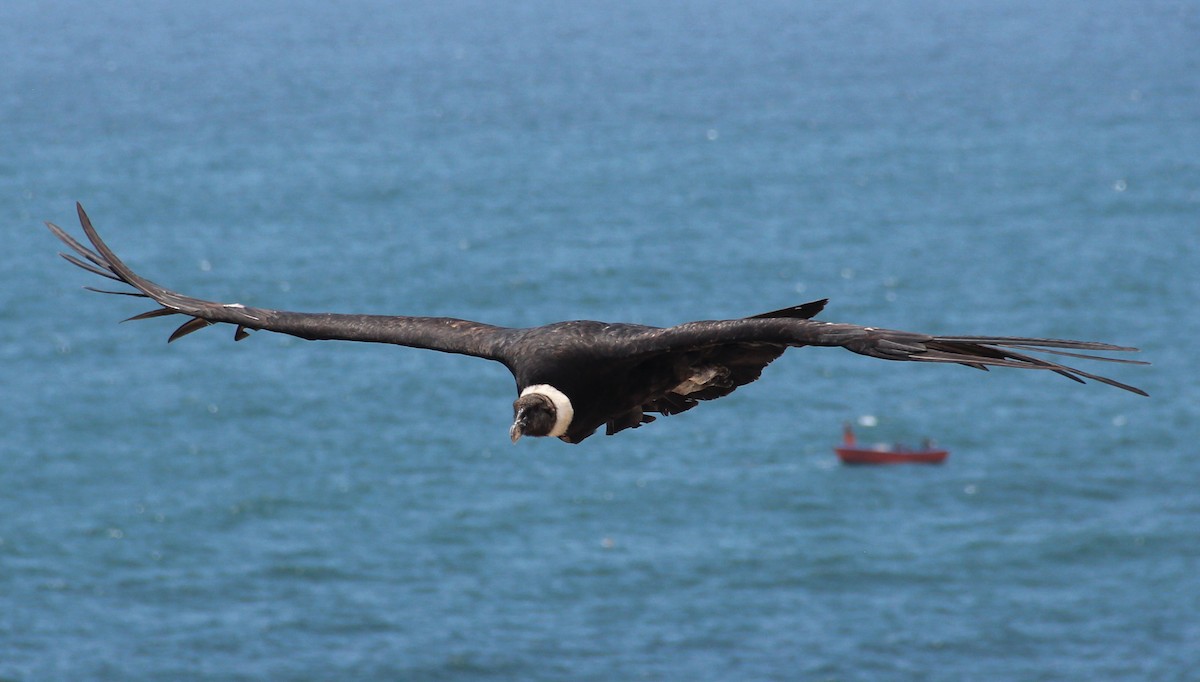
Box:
[835,447,948,465]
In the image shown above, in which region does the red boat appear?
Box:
[835,424,948,465]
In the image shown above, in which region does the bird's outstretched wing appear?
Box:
[622,315,1149,396]
[47,203,516,361]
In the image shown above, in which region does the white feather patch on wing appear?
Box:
[673,366,722,395]
[521,384,574,437]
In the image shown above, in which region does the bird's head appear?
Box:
[510,384,574,443]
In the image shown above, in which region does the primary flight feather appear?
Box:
[47,204,1147,444]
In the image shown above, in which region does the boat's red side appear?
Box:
[835,447,948,465]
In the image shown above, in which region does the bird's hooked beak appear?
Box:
[509,415,526,444]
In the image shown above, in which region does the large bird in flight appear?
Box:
[48,204,1146,444]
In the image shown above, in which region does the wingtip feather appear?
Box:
[123,307,179,323]
[167,317,212,343]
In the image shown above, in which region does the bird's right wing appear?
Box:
[620,317,1149,396]
[47,204,516,362]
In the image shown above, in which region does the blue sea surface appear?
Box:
[3,1,1198,680]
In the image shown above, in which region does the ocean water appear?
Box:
[3,1,1198,680]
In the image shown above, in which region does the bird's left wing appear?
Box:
[618,316,1148,396]
[47,204,515,362]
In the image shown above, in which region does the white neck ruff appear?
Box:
[520,384,574,438]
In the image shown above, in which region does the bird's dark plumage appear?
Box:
[47,204,1147,444]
